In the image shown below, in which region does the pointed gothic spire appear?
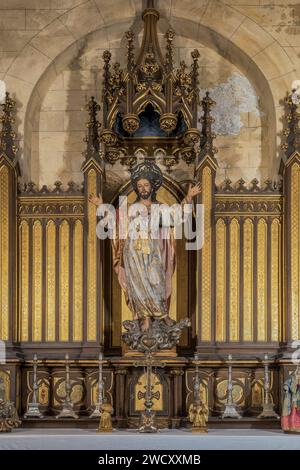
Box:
[165,29,175,74]
[190,49,200,128]
[0,92,18,162]
[199,91,217,159]
[102,50,111,114]
[125,30,135,75]
[191,50,200,96]
[83,96,101,161]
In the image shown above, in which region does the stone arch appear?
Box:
[2,0,294,180]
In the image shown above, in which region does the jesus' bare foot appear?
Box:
[140,317,151,332]
[162,315,174,327]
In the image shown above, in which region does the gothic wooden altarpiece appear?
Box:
[0,1,299,429]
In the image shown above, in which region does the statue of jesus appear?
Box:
[89,161,201,332]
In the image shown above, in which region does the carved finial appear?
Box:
[276,178,283,192]
[199,91,217,159]
[235,178,246,192]
[103,50,111,63]
[282,89,300,158]
[221,178,233,192]
[83,96,101,161]
[53,181,63,193]
[0,92,18,161]
[191,50,200,96]
[67,181,78,193]
[40,184,50,194]
[25,182,37,194]
[263,178,274,192]
[250,178,260,192]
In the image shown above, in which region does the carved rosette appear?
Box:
[105,148,120,165]
[159,113,177,133]
[100,129,117,146]
[163,153,179,172]
[122,114,140,134]
[184,128,200,146]
[181,147,196,165]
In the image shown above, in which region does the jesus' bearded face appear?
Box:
[136,178,152,200]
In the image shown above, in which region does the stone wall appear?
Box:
[0,0,299,187]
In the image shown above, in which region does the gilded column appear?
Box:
[281,90,300,345]
[257,218,268,342]
[229,218,240,342]
[81,97,104,353]
[243,218,253,341]
[46,220,56,342]
[19,221,29,342]
[0,92,20,348]
[0,165,10,341]
[216,218,226,342]
[283,160,300,341]
[32,221,43,342]
[59,220,70,341]
[196,92,217,349]
[73,220,83,342]
[270,218,280,342]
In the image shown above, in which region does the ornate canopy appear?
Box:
[99,0,214,171]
